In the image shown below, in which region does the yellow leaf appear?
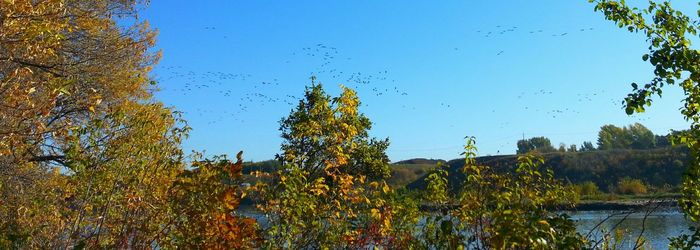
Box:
[370,208,381,220]
[383,217,391,229]
[223,189,239,210]
[357,175,366,184]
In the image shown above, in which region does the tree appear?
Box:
[597,124,628,150]
[517,136,555,154]
[1,101,189,248]
[165,152,261,249]
[258,80,412,248]
[0,1,188,248]
[628,123,656,149]
[278,78,391,180]
[558,143,567,152]
[581,141,596,151]
[597,123,655,150]
[656,134,671,148]
[1,0,159,166]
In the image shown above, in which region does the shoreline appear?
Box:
[417,199,679,212]
[243,197,680,213]
[566,199,678,211]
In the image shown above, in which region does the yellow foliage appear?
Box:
[370,208,381,220]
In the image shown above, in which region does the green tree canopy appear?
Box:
[597,124,628,150]
[581,141,596,151]
[517,136,555,154]
[628,123,656,149]
[597,123,655,150]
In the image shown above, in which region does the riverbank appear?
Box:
[566,199,677,211]
[570,193,680,211]
[418,197,680,212]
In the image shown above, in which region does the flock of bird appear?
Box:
[473,25,596,56]
[155,40,421,126]
[153,23,629,129]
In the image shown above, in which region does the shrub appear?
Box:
[573,181,600,196]
[617,178,648,195]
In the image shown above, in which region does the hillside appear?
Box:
[393,158,446,165]
[406,146,689,193]
[240,147,689,193]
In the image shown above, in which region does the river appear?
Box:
[241,208,696,248]
[571,209,694,249]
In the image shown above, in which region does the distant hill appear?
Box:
[243,159,280,174]
[393,158,446,165]
[407,146,689,193]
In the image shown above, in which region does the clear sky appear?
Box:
[141,1,696,162]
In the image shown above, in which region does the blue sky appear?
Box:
[141,1,696,162]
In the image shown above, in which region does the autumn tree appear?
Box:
[1,0,159,166]
[57,102,187,248]
[278,77,391,180]
[164,152,260,249]
[258,79,416,248]
[0,1,189,248]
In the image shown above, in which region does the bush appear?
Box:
[573,181,600,196]
[617,178,648,195]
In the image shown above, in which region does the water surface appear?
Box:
[571,209,694,249]
[242,208,697,248]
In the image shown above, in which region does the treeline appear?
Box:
[247,123,688,192]
[549,147,687,191]
[408,146,688,194]
[517,123,679,154]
